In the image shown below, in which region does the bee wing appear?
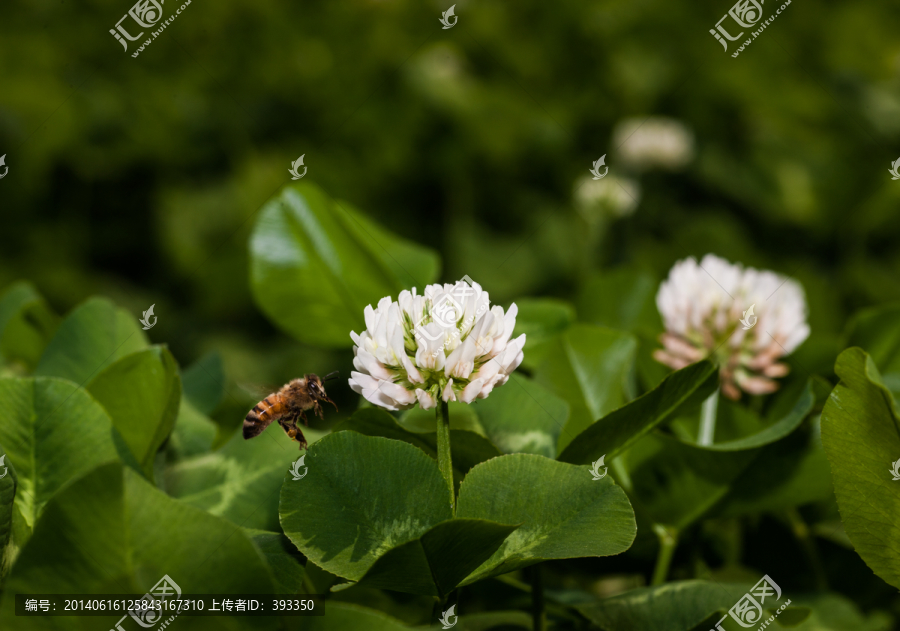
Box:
[237,382,280,401]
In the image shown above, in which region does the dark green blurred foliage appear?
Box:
[2,0,900,628]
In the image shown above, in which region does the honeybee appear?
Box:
[243,372,339,450]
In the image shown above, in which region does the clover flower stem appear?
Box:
[436,399,455,513]
[784,508,828,590]
[493,575,581,623]
[697,388,719,446]
[301,572,317,595]
[651,524,679,586]
[531,564,546,631]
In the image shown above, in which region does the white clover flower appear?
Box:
[349,280,526,410]
[574,174,641,221]
[612,117,694,171]
[654,254,810,400]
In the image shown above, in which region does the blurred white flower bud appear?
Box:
[612,117,694,171]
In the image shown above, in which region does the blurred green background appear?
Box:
[1,0,900,624]
[3,0,899,390]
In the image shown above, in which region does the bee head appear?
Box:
[307,372,339,412]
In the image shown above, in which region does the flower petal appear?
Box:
[415,388,436,410]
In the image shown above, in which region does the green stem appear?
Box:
[531,565,546,631]
[301,571,317,595]
[436,399,455,513]
[698,388,719,446]
[651,524,678,586]
[785,508,828,590]
[493,575,580,623]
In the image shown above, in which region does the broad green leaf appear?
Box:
[512,297,576,369]
[181,351,225,415]
[280,434,514,597]
[355,519,517,596]
[456,454,636,584]
[576,268,662,334]
[714,419,834,517]
[165,422,307,532]
[0,378,119,538]
[558,360,717,465]
[625,379,825,525]
[622,433,758,528]
[576,580,751,631]
[181,352,236,449]
[471,373,569,458]
[250,182,440,348]
[244,528,306,594]
[0,463,279,630]
[574,581,891,631]
[297,602,411,631]
[0,282,59,371]
[681,378,820,452]
[0,442,16,580]
[280,432,453,583]
[820,347,900,589]
[166,397,218,460]
[87,347,181,480]
[333,408,502,485]
[35,297,148,385]
[534,324,637,450]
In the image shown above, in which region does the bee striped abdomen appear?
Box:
[243,395,285,439]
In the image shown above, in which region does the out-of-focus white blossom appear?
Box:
[654,254,810,400]
[349,280,525,410]
[574,174,641,221]
[612,117,694,171]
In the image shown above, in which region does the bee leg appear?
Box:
[299,409,309,427]
[322,395,338,413]
[279,414,308,451]
[277,416,298,440]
